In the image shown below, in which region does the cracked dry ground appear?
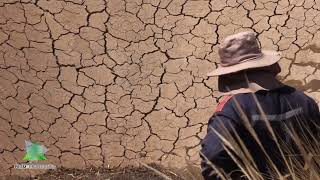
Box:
[0,0,320,178]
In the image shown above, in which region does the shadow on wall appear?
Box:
[284,79,320,92]
[302,44,320,53]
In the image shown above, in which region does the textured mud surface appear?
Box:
[0,0,319,177]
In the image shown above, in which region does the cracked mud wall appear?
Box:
[0,0,320,177]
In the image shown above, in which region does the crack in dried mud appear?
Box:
[0,0,319,177]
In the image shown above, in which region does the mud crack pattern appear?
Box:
[0,0,319,177]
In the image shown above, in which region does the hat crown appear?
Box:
[218,31,262,67]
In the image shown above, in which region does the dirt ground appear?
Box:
[2,164,199,180]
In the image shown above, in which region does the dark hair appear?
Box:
[218,63,282,92]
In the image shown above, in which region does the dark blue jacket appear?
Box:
[200,86,320,180]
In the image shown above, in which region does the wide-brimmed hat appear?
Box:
[207,31,281,76]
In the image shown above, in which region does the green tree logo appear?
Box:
[23,140,48,161]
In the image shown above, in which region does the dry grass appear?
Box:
[144,93,319,180]
[200,92,320,180]
[143,80,319,180]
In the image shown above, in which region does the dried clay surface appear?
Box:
[0,0,319,177]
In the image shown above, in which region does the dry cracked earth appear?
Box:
[0,0,320,177]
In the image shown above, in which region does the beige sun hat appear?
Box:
[207,31,281,76]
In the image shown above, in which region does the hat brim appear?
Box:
[207,50,281,77]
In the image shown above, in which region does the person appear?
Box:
[200,31,320,180]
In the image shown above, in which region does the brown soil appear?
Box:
[2,164,189,180]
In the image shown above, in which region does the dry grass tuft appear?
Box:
[201,92,319,180]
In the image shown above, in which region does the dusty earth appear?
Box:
[2,164,198,180]
[0,0,320,178]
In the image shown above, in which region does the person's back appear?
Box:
[200,31,320,180]
[201,86,320,179]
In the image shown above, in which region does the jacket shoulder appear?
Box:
[215,95,233,113]
[215,93,253,113]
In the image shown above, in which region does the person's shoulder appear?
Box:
[284,86,312,99]
[280,85,318,106]
[215,95,233,113]
[214,93,250,113]
[213,94,252,125]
